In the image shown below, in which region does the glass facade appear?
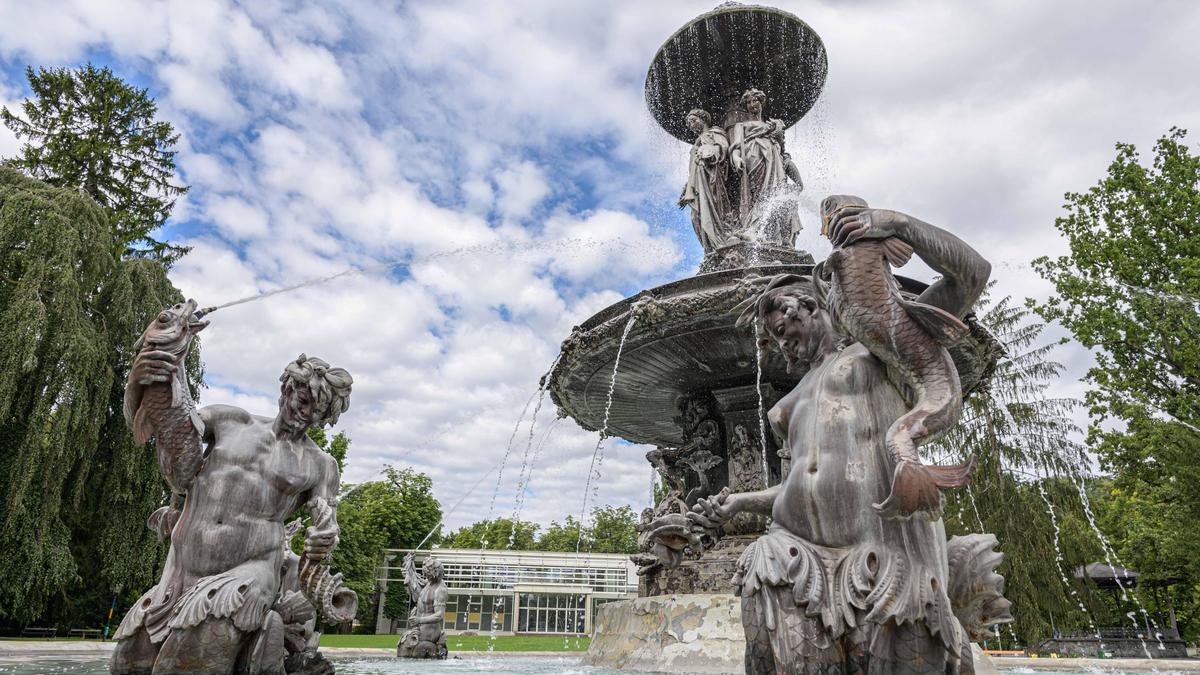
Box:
[517,593,585,634]
[377,548,637,636]
[441,594,513,633]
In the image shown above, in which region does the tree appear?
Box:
[1,64,188,264]
[0,167,200,629]
[536,516,587,553]
[1030,128,1200,641]
[327,467,442,627]
[928,291,1102,645]
[533,505,639,554]
[1031,127,1198,439]
[586,505,638,554]
[445,518,539,550]
[307,427,350,474]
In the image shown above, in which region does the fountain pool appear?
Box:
[0,655,1193,675]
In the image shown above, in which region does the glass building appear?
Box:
[375,548,637,636]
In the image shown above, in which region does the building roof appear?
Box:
[1074,563,1183,588]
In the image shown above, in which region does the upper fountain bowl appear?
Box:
[646,3,829,142]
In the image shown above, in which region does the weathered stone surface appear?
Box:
[584,595,744,674]
[640,535,754,597]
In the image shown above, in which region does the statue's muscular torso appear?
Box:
[768,344,908,548]
[172,405,337,579]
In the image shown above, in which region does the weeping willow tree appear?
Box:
[0,167,200,627]
[928,291,1104,646]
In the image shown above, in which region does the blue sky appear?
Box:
[1,0,1198,530]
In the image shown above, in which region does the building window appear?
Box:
[517,593,585,634]
[442,595,513,633]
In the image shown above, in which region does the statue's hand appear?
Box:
[826,207,901,248]
[687,487,735,530]
[130,349,178,386]
[304,523,339,561]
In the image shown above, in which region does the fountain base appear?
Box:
[584,594,744,674]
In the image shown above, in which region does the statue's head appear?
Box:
[685,108,710,134]
[422,556,444,582]
[736,274,832,373]
[741,88,766,116]
[278,354,353,435]
[819,195,869,238]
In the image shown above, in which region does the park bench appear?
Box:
[20,626,56,638]
[68,628,102,639]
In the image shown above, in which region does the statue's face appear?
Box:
[423,559,444,582]
[686,114,705,133]
[278,381,315,433]
[744,96,763,116]
[763,293,825,367]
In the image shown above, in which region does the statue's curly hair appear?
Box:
[279,353,353,427]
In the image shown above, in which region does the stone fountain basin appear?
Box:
[548,264,811,448]
[547,264,1002,448]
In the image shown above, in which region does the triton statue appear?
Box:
[111,300,357,675]
[674,200,1013,673]
[396,553,449,660]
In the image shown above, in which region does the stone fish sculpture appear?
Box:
[817,195,976,520]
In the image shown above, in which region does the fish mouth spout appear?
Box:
[182,299,212,333]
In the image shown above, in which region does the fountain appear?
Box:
[548,4,1011,673]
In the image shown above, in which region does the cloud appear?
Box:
[2,0,1199,531]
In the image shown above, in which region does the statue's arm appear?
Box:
[892,213,991,317]
[197,404,252,442]
[688,484,780,530]
[730,123,745,170]
[402,553,427,602]
[302,453,343,561]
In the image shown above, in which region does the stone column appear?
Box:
[711,384,782,535]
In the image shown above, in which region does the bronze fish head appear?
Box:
[819,194,869,237]
[134,299,210,355]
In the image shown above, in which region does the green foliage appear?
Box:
[587,505,639,554]
[1031,127,1198,438]
[535,516,585,553]
[445,518,539,550]
[330,467,442,622]
[1,64,188,264]
[928,291,1102,645]
[1031,127,1200,642]
[0,167,200,627]
[307,427,350,474]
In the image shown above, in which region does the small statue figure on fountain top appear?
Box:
[679,108,733,252]
[396,553,448,660]
[730,88,803,248]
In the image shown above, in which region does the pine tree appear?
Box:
[1,64,188,264]
[928,291,1102,645]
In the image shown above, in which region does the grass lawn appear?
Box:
[319,633,590,652]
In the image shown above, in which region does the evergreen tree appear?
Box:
[928,291,1101,645]
[1,64,188,264]
[0,167,200,628]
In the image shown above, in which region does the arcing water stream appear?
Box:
[575,313,638,554]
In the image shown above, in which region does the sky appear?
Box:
[1,0,1198,532]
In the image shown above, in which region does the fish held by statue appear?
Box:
[817,195,975,520]
[123,299,212,537]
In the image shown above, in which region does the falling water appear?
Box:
[753,318,771,487]
[1069,470,1161,657]
[199,237,648,315]
[1036,481,1105,653]
[576,312,638,553]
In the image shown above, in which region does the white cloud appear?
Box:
[3,0,1199,531]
